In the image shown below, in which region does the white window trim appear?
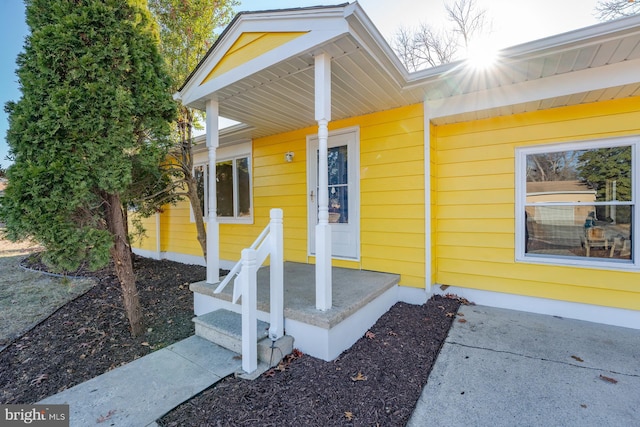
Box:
[191,141,253,225]
[515,135,639,270]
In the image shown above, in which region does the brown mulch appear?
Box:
[0,255,206,404]
[0,253,462,426]
[159,296,462,427]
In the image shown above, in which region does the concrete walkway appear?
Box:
[40,336,241,427]
[408,305,640,426]
[38,304,640,426]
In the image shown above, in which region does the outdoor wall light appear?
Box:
[285,151,295,162]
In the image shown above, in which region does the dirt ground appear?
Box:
[0,234,463,425]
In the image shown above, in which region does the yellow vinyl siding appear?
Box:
[249,103,425,287]
[160,199,202,257]
[131,104,425,288]
[129,214,158,252]
[434,96,640,310]
[201,32,307,84]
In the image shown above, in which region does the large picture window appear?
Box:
[194,154,252,223]
[516,137,638,268]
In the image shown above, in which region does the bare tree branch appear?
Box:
[595,0,640,21]
[391,0,490,71]
[445,0,488,49]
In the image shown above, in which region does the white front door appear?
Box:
[308,128,360,260]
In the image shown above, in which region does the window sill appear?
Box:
[213,217,253,225]
[516,254,637,271]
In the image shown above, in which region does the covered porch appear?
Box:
[190,262,400,361]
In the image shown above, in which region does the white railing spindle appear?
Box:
[240,247,258,373]
[269,209,284,340]
[213,208,284,373]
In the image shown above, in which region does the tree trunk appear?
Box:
[105,192,144,336]
[178,109,207,260]
[187,174,208,259]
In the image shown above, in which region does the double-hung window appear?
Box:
[194,143,252,224]
[515,136,638,269]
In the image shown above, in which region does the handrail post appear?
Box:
[269,208,284,340]
[240,248,258,373]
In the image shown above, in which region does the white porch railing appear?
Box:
[213,208,284,373]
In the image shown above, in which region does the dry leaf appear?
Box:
[97,409,116,423]
[141,342,150,347]
[446,312,455,318]
[580,404,587,408]
[457,313,465,317]
[437,305,446,311]
[388,331,398,336]
[344,411,354,421]
[458,318,467,323]
[571,355,584,362]
[30,373,48,386]
[351,372,367,381]
[365,331,376,340]
[599,374,618,384]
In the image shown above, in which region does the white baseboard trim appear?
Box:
[132,248,161,260]
[433,285,640,330]
[132,249,238,270]
[397,286,429,305]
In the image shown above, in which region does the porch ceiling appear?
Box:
[214,33,413,140]
[193,6,640,141]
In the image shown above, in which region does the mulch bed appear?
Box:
[1,254,463,426]
[0,255,205,404]
[159,296,462,427]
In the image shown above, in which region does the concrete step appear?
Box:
[193,309,293,369]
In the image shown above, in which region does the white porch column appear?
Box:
[315,52,332,310]
[206,99,220,284]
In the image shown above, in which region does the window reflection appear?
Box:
[216,160,234,217]
[525,146,632,260]
[328,146,348,223]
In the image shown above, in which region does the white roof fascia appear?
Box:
[427,57,640,119]
[343,2,410,87]
[175,6,350,109]
[182,28,348,108]
[497,13,640,61]
[407,13,640,87]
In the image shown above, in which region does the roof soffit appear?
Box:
[177,5,640,135]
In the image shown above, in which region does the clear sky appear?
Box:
[0,0,603,167]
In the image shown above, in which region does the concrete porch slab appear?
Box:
[190,262,401,360]
[190,262,400,328]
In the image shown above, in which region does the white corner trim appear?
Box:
[424,102,432,295]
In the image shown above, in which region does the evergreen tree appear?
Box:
[1,0,175,336]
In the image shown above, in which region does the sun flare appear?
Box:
[465,39,499,70]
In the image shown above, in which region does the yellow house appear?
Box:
[132,3,640,362]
